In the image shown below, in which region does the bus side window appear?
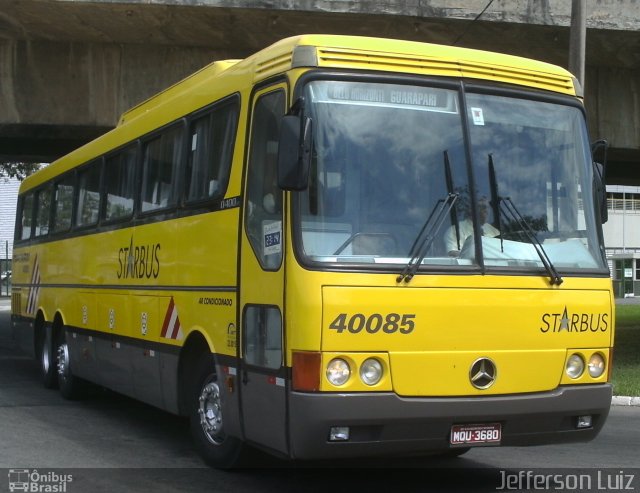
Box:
[76,160,102,227]
[53,174,75,233]
[141,125,183,212]
[245,90,285,270]
[186,98,238,203]
[105,145,136,221]
[35,186,52,237]
[19,193,35,240]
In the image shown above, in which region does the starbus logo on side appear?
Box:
[116,236,161,280]
[539,306,609,333]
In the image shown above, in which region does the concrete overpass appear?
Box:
[1,0,639,184]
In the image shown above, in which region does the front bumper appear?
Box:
[288,384,612,459]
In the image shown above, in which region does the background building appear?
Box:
[605,185,640,297]
[0,177,19,295]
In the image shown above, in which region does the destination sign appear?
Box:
[325,83,456,112]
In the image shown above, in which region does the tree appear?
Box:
[0,162,43,181]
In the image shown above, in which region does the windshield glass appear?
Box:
[294,80,607,274]
[464,92,605,271]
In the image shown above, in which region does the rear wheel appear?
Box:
[189,353,245,468]
[38,323,57,389]
[56,330,85,400]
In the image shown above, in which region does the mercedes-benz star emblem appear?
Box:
[469,357,497,390]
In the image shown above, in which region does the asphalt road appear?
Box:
[1,298,639,493]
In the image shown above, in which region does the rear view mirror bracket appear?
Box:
[277,98,312,191]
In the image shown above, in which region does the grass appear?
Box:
[612,304,640,397]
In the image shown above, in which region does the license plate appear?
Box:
[450,423,502,446]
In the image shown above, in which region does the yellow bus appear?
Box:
[11,35,613,467]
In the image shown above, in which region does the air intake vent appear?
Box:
[315,47,575,95]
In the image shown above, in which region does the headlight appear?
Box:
[588,353,606,378]
[326,358,350,386]
[360,358,383,386]
[566,354,585,379]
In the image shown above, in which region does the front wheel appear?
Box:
[189,354,245,468]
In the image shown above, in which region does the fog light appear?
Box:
[566,354,585,379]
[576,415,593,429]
[360,358,383,386]
[588,353,605,378]
[326,358,350,386]
[329,426,350,441]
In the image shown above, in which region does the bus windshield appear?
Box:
[294,79,607,274]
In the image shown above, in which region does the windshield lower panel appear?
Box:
[294,79,607,275]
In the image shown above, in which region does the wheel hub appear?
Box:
[57,343,70,379]
[198,381,224,445]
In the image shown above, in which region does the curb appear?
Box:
[612,396,640,406]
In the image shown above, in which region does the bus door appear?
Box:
[239,85,287,454]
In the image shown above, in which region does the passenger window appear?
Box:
[53,175,75,233]
[76,161,102,227]
[186,99,238,202]
[243,305,282,370]
[245,90,285,270]
[35,187,52,237]
[141,125,183,212]
[20,193,35,240]
[105,145,136,221]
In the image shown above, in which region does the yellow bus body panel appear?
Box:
[13,206,242,356]
[285,260,612,396]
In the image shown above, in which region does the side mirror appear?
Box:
[277,114,312,191]
[593,161,608,224]
[591,139,608,224]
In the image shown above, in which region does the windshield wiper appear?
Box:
[488,155,563,286]
[445,151,461,251]
[397,151,458,283]
[397,193,458,283]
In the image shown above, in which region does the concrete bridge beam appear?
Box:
[0,0,638,183]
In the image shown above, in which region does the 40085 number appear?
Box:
[329,313,416,335]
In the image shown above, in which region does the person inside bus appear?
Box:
[445,199,499,257]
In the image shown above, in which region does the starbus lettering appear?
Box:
[117,236,161,279]
[540,306,608,333]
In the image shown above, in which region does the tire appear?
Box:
[39,324,58,389]
[56,330,86,400]
[189,353,245,469]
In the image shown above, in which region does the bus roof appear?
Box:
[20,34,579,192]
[117,59,240,126]
[253,34,578,96]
